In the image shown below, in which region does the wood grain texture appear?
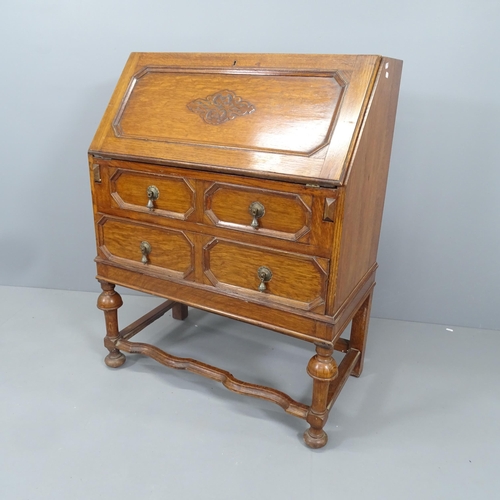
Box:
[116,338,309,419]
[89,53,381,186]
[203,238,328,311]
[93,159,335,255]
[187,89,256,125]
[172,302,189,321]
[333,58,403,311]
[349,291,373,377]
[90,53,402,448]
[110,168,195,219]
[323,197,337,222]
[119,299,175,340]
[331,275,376,344]
[327,348,360,410]
[304,345,337,448]
[97,216,195,279]
[114,70,344,155]
[97,281,125,368]
[96,263,331,344]
[205,182,312,241]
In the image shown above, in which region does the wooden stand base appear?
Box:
[97,280,373,449]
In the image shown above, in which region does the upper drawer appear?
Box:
[204,182,312,241]
[91,159,339,252]
[109,168,195,219]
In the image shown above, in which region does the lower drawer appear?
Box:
[96,216,329,314]
[203,238,329,313]
[97,217,194,280]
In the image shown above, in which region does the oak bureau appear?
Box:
[89,53,402,448]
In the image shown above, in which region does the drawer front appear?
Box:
[97,217,194,279]
[204,183,312,241]
[91,160,338,254]
[203,238,328,312]
[109,168,195,219]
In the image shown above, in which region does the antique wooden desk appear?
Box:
[89,53,402,448]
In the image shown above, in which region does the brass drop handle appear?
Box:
[249,201,265,228]
[140,241,152,264]
[146,185,160,210]
[257,266,272,292]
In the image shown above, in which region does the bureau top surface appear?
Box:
[89,53,387,186]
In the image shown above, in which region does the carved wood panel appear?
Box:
[97,216,195,279]
[204,182,312,242]
[203,238,328,312]
[109,168,195,220]
[187,90,255,125]
[112,67,346,156]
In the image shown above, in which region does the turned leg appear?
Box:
[172,303,188,321]
[97,280,125,368]
[350,291,373,377]
[304,346,338,449]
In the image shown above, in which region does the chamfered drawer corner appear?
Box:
[202,237,329,313]
[96,216,195,280]
[203,182,313,242]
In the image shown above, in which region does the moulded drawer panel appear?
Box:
[97,217,194,279]
[205,182,312,242]
[109,169,195,219]
[203,238,329,312]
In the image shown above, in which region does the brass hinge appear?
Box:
[305,183,320,188]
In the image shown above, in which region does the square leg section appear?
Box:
[172,303,189,321]
[349,291,373,377]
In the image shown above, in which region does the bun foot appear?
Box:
[105,351,126,368]
[303,428,328,449]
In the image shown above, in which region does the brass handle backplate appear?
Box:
[257,266,272,292]
[249,201,265,228]
[146,185,160,210]
[140,241,152,264]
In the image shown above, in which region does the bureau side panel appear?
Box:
[331,58,403,313]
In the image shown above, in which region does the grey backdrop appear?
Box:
[1,0,498,330]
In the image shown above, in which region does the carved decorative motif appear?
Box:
[187,90,255,125]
